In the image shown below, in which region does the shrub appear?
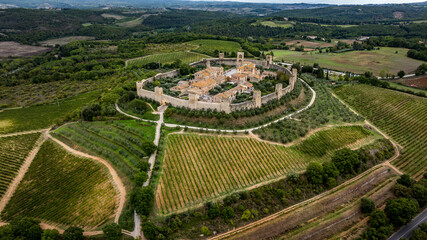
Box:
[102,223,122,240]
[63,226,84,240]
[141,221,158,240]
[42,229,60,240]
[385,198,419,227]
[134,171,148,186]
[241,209,252,221]
[201,226,211,236]
[397,174,412,187]
[208,203,221,219]
[306,162,324,185]
[222,206,235,220]
[361,198,375,214]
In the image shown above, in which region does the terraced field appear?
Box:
[186,39,241,56]
[126,51,208,67]
[157,125,375,213]
[53,120,156,182]
[335,84,427,179]
[0,133,41,198]
[1,140,117,229]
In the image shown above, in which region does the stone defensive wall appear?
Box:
[136,57,297,113]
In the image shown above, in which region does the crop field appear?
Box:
[156,125,374,213]
[186,39,241,56]
[53,120,156,181]
[272,47,425,76]
[0,41,50,58]
[390,75,427,90]
[252,21,294,29]
[0,133,41,199]
[335,84,427,179]
[284,40,334,49]
[39,36,95,47]
[126,51,208,67]
[0,91,99,134]
[1,140,117,229]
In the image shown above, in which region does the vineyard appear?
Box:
[0,91,99,134]
[156,125,374,213]
[53,120,156,182]
[335,84,427,179]
[186,39,241,56]
[255,78,364,144]
[0,133,41,199]
[126,51,208,68]
[1,140,117,229]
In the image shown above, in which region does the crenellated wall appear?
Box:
[136,57,296,113]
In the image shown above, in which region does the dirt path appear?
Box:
[0,129,49,138]
[48,134,126,224]
[0,129,48,218]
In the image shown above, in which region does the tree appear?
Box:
[385,198,419,227]
[201,226,211,236]
[63,226,84,240]
[398,70,405,78]
[410,223,427,240]
[331,148,359,174]
[130,186,154,216]
[306,162,324,185]
[102,223,122,240]
[412,184,427,207]
[208,203,221,219]
[142,141,157,156]
[322,162,339,181]
[222,206,235,220]
[397,174,412,187]
[6,217,43,240]
[134,171,148,186]
[81,104,101,121]
[361,198,375,214]
[141,221,158,240]
[393,183,412,198]
[316,68,324,79]
[42,229,60,240]
[368,210,389,229]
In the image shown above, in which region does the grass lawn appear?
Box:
[186,39,241,56]
[252,20,294,29]
[273,47,426,76]
[0,91,99,134]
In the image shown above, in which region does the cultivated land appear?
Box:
[252,21,294,29]
[126,51,209,67]
[0,90,99,134]
[273,47,425,76]
[1,139,118,230]
[53,120,156,183]
[39,36,95,47]
[284,40,334,49]
[214,165,397,240]
[187,39,242,56]
[390,74,427,90]
[0,41,51,58]
[157,125,376,214]
[335,84,427,179]
[0,133,41,199]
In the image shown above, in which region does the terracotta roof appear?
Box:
[192,78,216,88]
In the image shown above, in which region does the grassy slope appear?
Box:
[0,90,99,134]
[1,139,117,230]
[126,51,208,67]
[157,125,376,213]
[272,47,425,76]
[334,84,427,179]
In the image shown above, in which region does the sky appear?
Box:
[194,0,426,4]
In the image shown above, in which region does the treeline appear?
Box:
[0,217,124,240]
[274,5,427,23]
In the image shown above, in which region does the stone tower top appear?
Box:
[237,52,244,67]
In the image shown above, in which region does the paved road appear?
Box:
[388,208,427,240]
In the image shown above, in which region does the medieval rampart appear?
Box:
[136,55,296,113]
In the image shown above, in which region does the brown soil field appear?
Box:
[285,40,333,49]
[40,36,95,47]
[390,75,427,90]
[0,41,51,58]
[213,166,397,240]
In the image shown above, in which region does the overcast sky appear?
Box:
[194,0,426,4]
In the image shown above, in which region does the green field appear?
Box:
[186,39,241,56]
[0,91,99,134]
[251,20,294,29]
[1,140,117,229]
[157,125,375,213]
[53,120,156,183]
[272,47,425,76]
[0,133,41,198]
[334,84,427,179]
[126,51,208,67]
